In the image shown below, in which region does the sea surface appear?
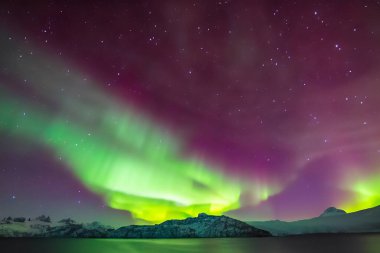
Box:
[1,234,380,253]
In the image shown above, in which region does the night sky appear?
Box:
[1,1,380,226]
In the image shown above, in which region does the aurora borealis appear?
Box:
[0,31,242,223]
[1,1,380,225]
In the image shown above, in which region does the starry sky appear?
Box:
[1,1,380,226]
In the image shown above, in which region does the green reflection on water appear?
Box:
[1,235,380,253]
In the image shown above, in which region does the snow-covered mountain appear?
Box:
[0,213,270,238]
[7,205,379,239]
[0,216,113,238]
[248,205,380,236]
[319,207,346,217]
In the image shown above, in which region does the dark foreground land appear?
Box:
[1,233,380,253]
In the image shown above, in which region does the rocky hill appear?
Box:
[110,213,271,238]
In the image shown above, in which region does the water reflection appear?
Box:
[0,234,380,253]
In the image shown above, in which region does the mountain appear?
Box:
[319,207,346,217]
[248,205,380,236]
[0,213,271,238]
[110,213,271,238]
[0,216,53,237]
[0,216,114,238]
[43,221,113,238]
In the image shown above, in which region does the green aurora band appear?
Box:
[3,30,379,222]
[0,31,251,223]
[0,93,242,222]
[340,171,380,213]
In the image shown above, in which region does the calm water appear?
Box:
[1,234,380,253]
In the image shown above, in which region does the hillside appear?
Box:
[248,205,380,236]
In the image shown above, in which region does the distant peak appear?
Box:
[320,207,346,217]
[197,213,209,218]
